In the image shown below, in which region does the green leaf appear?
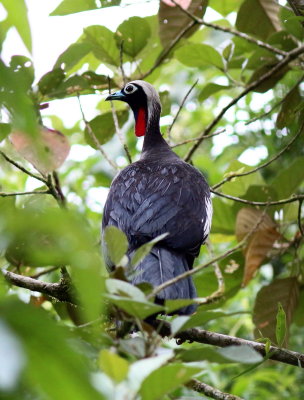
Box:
[107,296,164,319]
[1,0,32,52]
[275,302,287,347]
[211,198,236,234]
[139,363,201,400]
[50,0,120,16]
[164,299,195,314]
[10,56,34,90]
[175,43,224,69]
[103,226,128,266]
[0,60,38,136]
[54,43,91,71]
[2,206,105,321]
[83,26,120,66]
[171,316,189,335]
[178,345,237,364]
[1,299,105,399]
[106,278,146,301]
[199,83,229,102]
[247,63,289,93]
[115,17,151,57]
[131,233,168,267]
[38,68,66,96]
[222,160,265,197]
[99,349,129,383]
[48,75,91,98]
[210,0,241,16]
[281,11,304,41]
[172,310,247,334]
[218,345,263,364]
[0,122,11,142]
[271,158,304,199]
[160,90,171,116]
[85,110,128,147]
[236,0,281,40]
[276,87,302,129]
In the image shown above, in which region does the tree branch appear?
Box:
[0,150,67,206]
[212,123,304,190]
[77,95,119,171]
[150,319,304,368]
[139,19,197,80]
[187,379,244,400]
[211,190,304,207]
[167,79,199,142]
[287,0,304,18]
[170,128,225,148]
[3,270,75,304]
[171,0,288,57]
[0,190,51,197]
[0,149,47,185]
[184,44,304,162]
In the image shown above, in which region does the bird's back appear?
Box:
[102,157,211,264]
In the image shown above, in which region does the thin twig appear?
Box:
[139,19,197,80]
[167,79,199,141]
[0,190,51,197]
[0,150,47,184]
[298,199,304,236]
[107,81,132,164]
[77,95,119,171]
[150,319,304,368]
[287,0,304,26]
[187,379,244,400]
[212,190,304,206]
[212,123,304,190]
[171,0,287,57]
[30,266,61,279]
[202,239,225,304]
[52,171,66,207]
[184,44,304,162]
[148,239,240,299]
[245,74,304,125]
[119,41,127,85]
[170,128,225,148]
[148,212,265,300]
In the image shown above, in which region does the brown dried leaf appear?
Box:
[236,208,281,285]
[10,127,70,175]
[158,0,208,49]
[253,277,300,346]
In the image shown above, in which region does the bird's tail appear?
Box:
[130,245,197,315]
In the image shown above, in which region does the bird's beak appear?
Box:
[105,90,126,101]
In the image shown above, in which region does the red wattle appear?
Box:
[135,108,146,137]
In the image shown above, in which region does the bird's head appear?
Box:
[106,80,161,137]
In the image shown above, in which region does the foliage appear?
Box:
[0,0,304,399]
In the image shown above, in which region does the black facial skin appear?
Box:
[106,84,148,114]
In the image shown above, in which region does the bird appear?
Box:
[102,80,212,315]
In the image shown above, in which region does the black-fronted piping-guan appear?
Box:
[102,80,212,315]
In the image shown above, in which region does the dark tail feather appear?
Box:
[130,246,197,315]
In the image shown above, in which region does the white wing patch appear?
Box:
[202,196,213,237]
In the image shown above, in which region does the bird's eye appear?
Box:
[124,84,137,94]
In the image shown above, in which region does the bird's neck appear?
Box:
[141,109,176,161]
[132,101,177,161]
